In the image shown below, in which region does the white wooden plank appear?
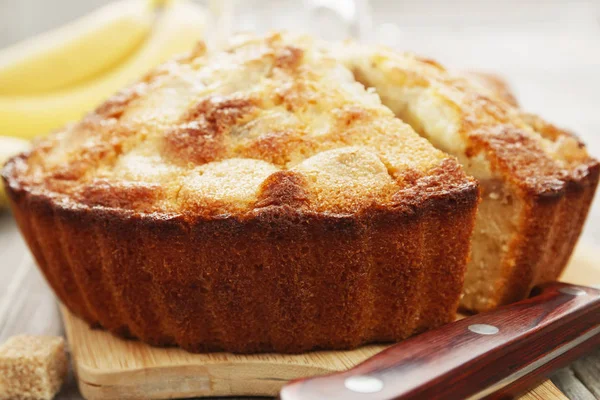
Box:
[552,368,597,400]
[572,352,600,398]
[0,212,29,290]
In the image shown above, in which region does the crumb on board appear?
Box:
[0,335,68,400]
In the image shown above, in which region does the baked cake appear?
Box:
[2,33,478,353]
[335,43,599,311]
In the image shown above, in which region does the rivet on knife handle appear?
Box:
[279,282,600,400]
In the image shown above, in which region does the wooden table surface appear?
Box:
[1,0,599,399]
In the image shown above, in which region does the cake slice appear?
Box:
[3,33,478,353]
[336,44,599,311]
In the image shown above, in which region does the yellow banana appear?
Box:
[0,0,157,95]
[0,0,206,139]
[0,136,30,208]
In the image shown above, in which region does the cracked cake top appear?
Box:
[4,32,475,219]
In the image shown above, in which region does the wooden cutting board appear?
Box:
[61,243,600,400]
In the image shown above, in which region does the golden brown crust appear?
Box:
[467,125,566,196]
[2,32,479,353]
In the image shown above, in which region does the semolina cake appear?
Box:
[2,33,478,353]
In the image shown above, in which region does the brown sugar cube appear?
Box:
[0,335,67,400]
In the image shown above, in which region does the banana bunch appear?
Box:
[0,0,207,140]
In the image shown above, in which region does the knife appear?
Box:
[279,282,600,400]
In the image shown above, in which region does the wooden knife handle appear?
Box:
[279,282,600,400]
